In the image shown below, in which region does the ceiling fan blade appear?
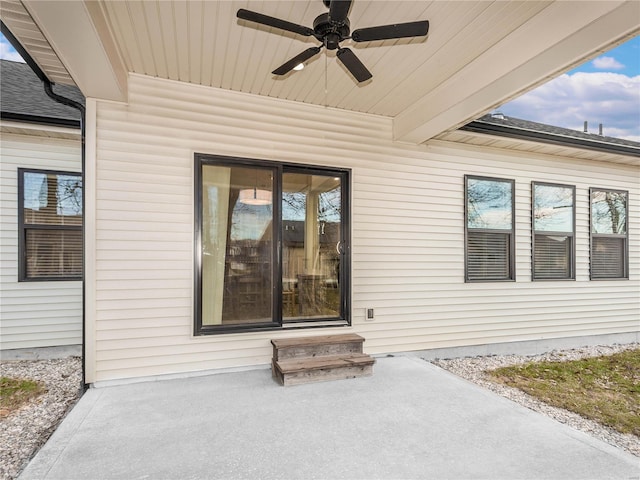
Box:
[336,48,372,83]
[272,47,322,75]
[237,9,314,37]
[329,0,352,24]
[352,20,429,42]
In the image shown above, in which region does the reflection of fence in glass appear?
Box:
[282,220,340,319]
[281,174,341,320]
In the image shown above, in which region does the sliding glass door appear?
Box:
[282,172,343,321]
[195,155,349,334]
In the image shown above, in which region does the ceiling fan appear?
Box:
[237,0,429,83]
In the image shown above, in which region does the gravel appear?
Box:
[427,343,640,458]
[0,357,83,480]
[1,345,637,479]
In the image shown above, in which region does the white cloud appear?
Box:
[500,72,640,141]
[592,56,625,70]
[0,38,24,62]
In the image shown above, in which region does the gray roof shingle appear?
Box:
[1,59,84,124]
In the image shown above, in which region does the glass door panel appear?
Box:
[201,165,274,326]
[282,173,342,321]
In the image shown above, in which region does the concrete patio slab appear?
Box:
[19,356,639,480]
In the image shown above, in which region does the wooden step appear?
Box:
[271,333,365,361]
[272,353,375,386]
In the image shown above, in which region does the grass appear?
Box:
[486,348,640,436]
[0,376,46,419]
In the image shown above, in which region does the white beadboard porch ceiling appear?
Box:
[6,1,640,143]
[100,0,543,117]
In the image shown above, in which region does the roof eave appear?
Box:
[461,121,640,158]
[0,111,81,129]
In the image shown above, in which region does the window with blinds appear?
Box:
[465,176,515,282]
[18,169,83,281]
[532,182,575,280]
[590,188,628,280]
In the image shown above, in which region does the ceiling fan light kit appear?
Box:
[236,0,429,84]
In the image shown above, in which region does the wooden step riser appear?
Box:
[274,342,363,361]
[274,363,373,386]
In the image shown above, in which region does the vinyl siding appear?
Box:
[0,131,82,351]
[88,74,639,382]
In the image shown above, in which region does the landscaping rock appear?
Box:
[429,343,639,457]
[0,357,82,480]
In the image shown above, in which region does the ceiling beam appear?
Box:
[21,0,127,102]
[393,1,640,144]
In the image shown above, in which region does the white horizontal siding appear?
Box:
[0,132,82,351]
[89,74,640,382]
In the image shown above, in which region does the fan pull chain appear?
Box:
[324,53,328,108]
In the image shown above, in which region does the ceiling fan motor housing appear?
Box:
[313,13,350,50]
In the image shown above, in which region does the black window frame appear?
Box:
[531,181,576,281]
[194,153,351,335]
[464,175,516,282]
[589,187,629,280]
[18,167,83,282]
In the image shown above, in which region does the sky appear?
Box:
[1,31,639,141]
[0,33,23,62]
[498,36,640,142]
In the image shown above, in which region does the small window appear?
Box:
[590,188,628,279]
[18,169,83,281]
[465,176,515,281]
[532,182,575,280]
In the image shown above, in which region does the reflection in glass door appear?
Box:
[282,173,342,321]
[201,164,274,326]
[195,154,350,334]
